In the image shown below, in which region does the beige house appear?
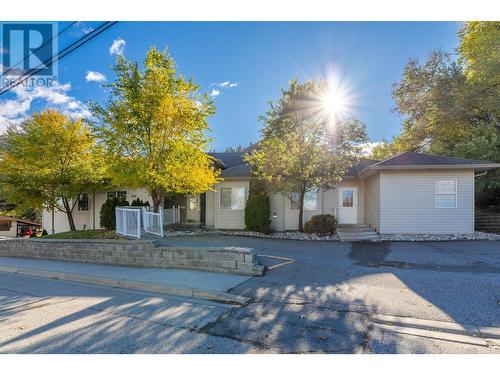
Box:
[42,151,500,235]
[0,215,41,238]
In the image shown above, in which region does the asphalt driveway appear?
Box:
[163,235,500,353]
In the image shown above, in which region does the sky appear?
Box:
[0,21,461,151]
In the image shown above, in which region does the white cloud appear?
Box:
[210,89,220,97]
[109,38,126,56]
[212,80,238,88]
[85,71,107,82]
[361,142,383,156]
[0,80,91,134]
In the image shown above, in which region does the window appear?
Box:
[189,197,199,210]
[0,220,11,231]
[219,187,245,210]
[341,190,353,207]
[78,193,89,211]
[107,191,127,200]
[291,190,318,210]
[436,178,457,208]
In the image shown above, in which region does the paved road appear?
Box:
[1,236,499,353]
[165,236,500,353]
[0,272,253,353]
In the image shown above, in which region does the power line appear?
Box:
[0,21,118,96]
[1,21,77,77]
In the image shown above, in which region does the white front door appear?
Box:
[338,187,358,224]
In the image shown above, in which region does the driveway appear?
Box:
[163,235,500,353]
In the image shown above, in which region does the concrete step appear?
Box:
[337,224,370,228]
[338,232,382,242]
[337,227,377,233]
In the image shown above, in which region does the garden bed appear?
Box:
[40,230,123,240]
[381,232,500,242]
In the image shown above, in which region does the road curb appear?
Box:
[373,314,500,346]
[0,265,249,306]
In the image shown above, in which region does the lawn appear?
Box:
[40,230,122,240]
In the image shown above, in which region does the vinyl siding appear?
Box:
[209,180,250,230]
[269,192,286,231]
[364,174,380,231]
[42,188,152,233]
[0,220,17,238]
[380,170,474,234]
[205,190,216,228]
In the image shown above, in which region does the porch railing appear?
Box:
[142,207,164,237]
[116,206,142,239]
[163,206,181,226]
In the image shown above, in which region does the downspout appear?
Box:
[92,194,96,230]
[51,206,55,234]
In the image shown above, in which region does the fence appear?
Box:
[142,207,164,237]
[116,207,142,239]
[164,206,181,226]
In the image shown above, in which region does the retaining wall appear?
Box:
[0,239,263,276]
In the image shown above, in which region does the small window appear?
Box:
[78,193,89,211]
[342,190,353,207]
[219,187,245,210]
[291,190,318,210]
[107,191,127,200]
[436,178,457,208]
[0,220,11,231]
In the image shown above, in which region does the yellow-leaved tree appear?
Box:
[91,47,220,211]
[0,110,106,230]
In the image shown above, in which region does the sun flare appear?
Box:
[321,88,348,119]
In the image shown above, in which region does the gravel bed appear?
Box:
[381,231,500,241]
[163,229,340,241]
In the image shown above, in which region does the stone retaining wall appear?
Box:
[0,239,263,276]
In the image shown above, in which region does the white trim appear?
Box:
[435,177,457,209]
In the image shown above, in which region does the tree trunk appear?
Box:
[151,189,164,213]
[298,187,306,232]
[62,197,76,231]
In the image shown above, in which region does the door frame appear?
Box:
[338,187,358,224]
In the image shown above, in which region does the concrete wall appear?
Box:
[0,239,262,276]
[364,173,381,231]
[379,169,474,234]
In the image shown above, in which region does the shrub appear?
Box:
[304,214,337,234]
[131,198,150,207]
[100,197,129,230]
[245,179,271,233]
[41,229,48,236]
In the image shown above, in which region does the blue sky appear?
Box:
[0,21,461,151]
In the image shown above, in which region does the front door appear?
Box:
[186,195,201,223]
[338,187,357,224]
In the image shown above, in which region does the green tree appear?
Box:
[246,79,368,231]
[0,110,105,230]
[91,47,221,212]
[244,179,271,233]
[388,22,500,205]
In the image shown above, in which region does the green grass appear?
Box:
[40,229,122,240]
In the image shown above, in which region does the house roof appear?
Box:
[207,151,500,180]
[208,152,246,169]
[0,215,41,226]
[359,151,500,176]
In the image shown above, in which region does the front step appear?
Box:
[337,225,381,242]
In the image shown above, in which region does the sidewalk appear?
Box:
[0,256,251,304]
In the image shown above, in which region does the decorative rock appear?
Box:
[164,229,340,241]
[381,231,500,242]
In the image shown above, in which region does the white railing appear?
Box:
[116,207,142,239]
[142,207,164,237]
[163,205,181,226]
